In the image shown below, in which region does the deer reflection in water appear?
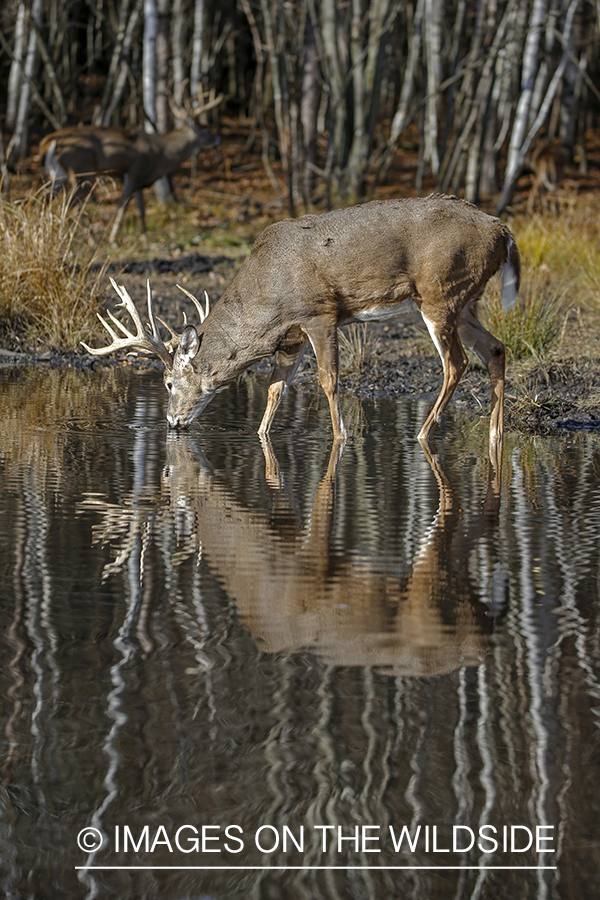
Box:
[85,437,508,678]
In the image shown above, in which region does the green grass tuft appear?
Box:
[484,269,565,361]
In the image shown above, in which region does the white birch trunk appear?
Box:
[504,0,547,186]
[190,0,205,100]
[172,0,185,106]
[6,1,27,130]
[143,0,158,130]
[423,0,442,175]
[9,0,43,161]
[386,0,424,152]
[496,0,581,213]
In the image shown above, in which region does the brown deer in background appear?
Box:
[83,195,520,448]
[39,94,221,242]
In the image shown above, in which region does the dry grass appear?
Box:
[339,323,371,374]
[0,188,107,351]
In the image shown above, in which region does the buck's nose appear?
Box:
[167,413,185,429]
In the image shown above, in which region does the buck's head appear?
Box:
[165,324,217,428]
[82,279,217,430]
[170,89,223,154]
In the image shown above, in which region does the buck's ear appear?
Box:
[175,325,202,366]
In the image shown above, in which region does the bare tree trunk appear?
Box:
[440,0,512,196]
[97,0,143,126]
[260,0,294,214]
[6,1,27,130]
[300,9,321,205]
[378,0,424,182]
[503,0,547,189]
[321,0,348,198]
[27,5,67,126]
[423,0,442,176]
[190,0,205,99]
[345,0,367,199]
[0,129,9,196]
[6,0,43,164]
[496,0,581,213]
[172,0,185,105]
[143,0,158,128]
[560,0,585,148]
[464,0,499,202]
[239,0,280,191]
[345,0,391,200]
[156,0,170,133]
[142,0,172,205]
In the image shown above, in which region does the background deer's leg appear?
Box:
[109,197,132,242]
[418,305,468,446]
[458,300,506,444]
[305,323,348,444]
[258,343,306,436]
[109,175,136,242]
[133,189,146,234]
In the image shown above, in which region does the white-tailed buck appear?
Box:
[83,195,520,446]
[39,94,221,242]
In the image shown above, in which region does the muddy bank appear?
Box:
[343,340,600,433]
[2,252,599,435]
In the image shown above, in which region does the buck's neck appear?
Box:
[195,286,283,388]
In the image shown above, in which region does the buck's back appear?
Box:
[241,197,509,316]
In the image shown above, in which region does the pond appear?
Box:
[1,365,599,899]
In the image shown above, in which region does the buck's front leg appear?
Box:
[458,303,506,445]
[258,343,306,436]
[304,321,348,445]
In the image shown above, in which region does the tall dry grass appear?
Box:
[0,188,107,351]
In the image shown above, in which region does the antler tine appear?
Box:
[176,284,210,324]
[81,278,174,369]
[193,88,223,116]
[145,278,164,343]
[156,315,181,354]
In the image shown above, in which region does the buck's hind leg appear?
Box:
[258,343,306,436]
[417,306,468,447]
[458,300,506,444]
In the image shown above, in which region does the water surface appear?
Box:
[1,366,599,898]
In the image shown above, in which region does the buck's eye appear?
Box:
[166,381,173,392]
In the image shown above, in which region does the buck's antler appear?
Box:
[82,278,174,369]
[176,284,210,323]
[191,88,224,117]
[170,87,223,125]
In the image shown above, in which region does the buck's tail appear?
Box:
[500,234,520,311]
